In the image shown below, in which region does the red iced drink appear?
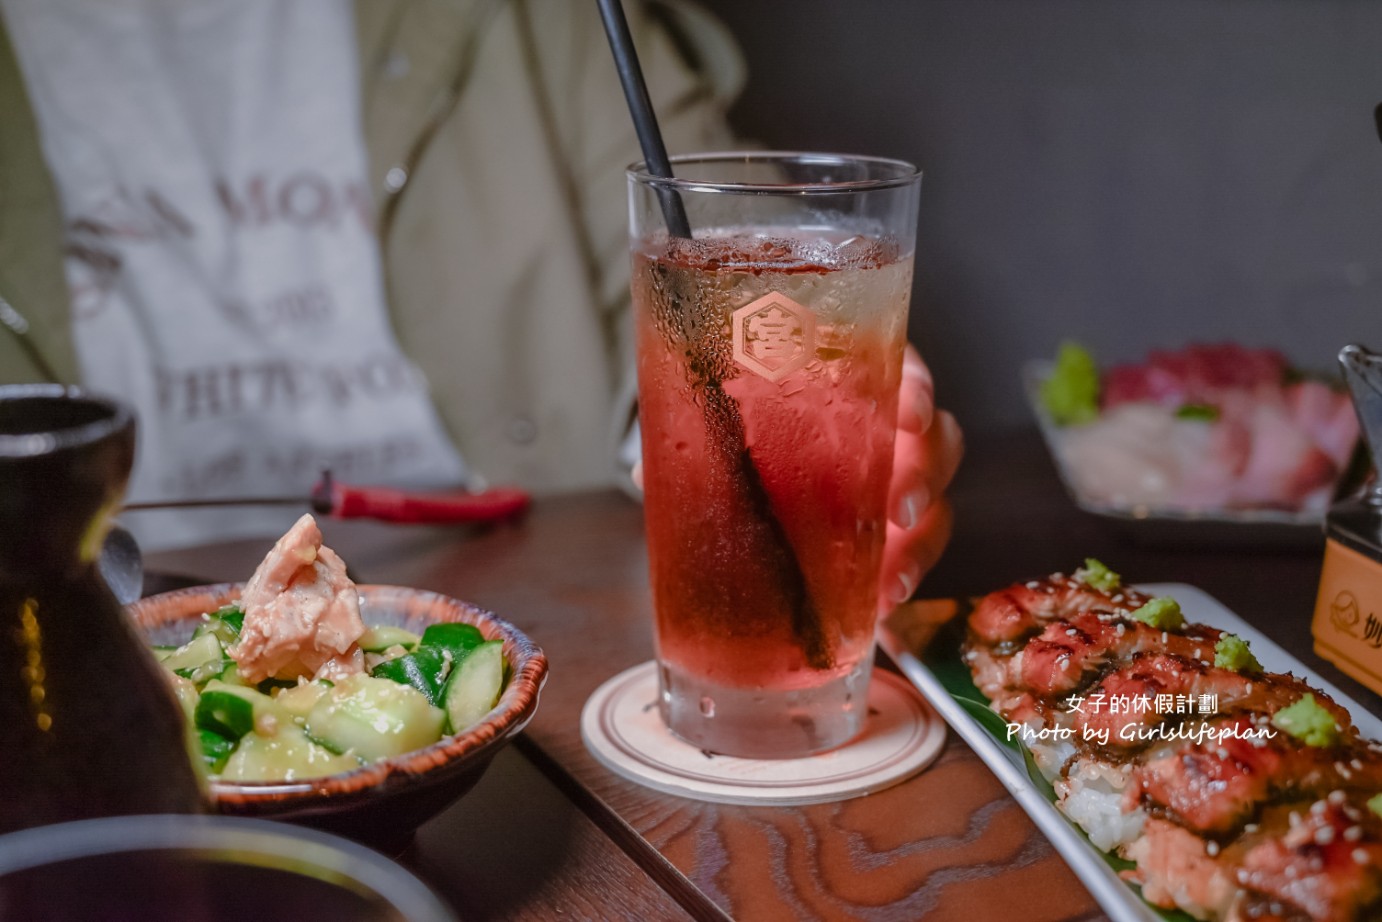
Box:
[634,229,912,756]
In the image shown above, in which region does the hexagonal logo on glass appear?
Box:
[731,292,816,382]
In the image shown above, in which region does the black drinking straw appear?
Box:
[595,0,692,239]
[595,0,831,669]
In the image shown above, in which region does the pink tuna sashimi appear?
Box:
[1102,344,1289,410]
[1286,379,1360,471]
[1192,395,1340,511]
[1228,405,1338,511]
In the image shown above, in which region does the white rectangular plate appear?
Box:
[876,582,1382,922]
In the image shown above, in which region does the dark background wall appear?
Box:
[700,0,1382,434]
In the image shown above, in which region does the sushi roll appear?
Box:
[963,561,1382,921]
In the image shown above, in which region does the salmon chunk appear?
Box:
[229,514,365,682]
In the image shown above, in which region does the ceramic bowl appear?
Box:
[0,814,455,921]
[128,584,547,849]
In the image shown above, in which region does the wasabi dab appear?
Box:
[1075,558,1120,593]
[1213,634,1263,675]
[1040,342,1100,426]
[1130,597,1185,631]
[1174,403,1220,422]
[1270,694,1341,748]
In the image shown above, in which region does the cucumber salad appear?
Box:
[151,514,508,782]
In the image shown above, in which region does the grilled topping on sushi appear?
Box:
[967,572,1152,648]
[1234,800,1382,922]
[1129,716,1382,837]
[987,610,1223,699]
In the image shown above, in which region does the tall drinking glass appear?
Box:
[630,152,922,758]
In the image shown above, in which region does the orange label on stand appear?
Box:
[1312,538,1382,694]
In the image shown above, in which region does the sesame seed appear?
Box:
[1194,649,1202,659]
[1355,849,1370,865]
[1244,824,1259,833]
[1206,841,1220,856]
[1352,759,1364,771]
[1316,827,1336,845]
[1290,812,1301,827]
[1162,632,1169,644]
[1066,628,1079,637]
[1216,748,1229,760]
[1236,869,1249,884]
[1330,790,1347,805]
[1115,624,1126,636]
[1345,826,1364,842]
[1026,581,1039,589]
[1340,766,1354,780]
[1112,594,1124,603]
[1285,866,1298,878]
[1312,801,1329,815]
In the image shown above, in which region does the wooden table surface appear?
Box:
[146,430,1380,922]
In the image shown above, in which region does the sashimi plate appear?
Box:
[877,583,1382,922]
[1023,361,1338,546]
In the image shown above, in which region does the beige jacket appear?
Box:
[0,0,742,492]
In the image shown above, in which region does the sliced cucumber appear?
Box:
[195,690,256,739]
[219,724,361,782]
[198,728,236,773]
[161,632,222,671]
[358,625,421,653]
[182,659,231,686]
[166,673,200,723]
[216,663,250,687]
[253,676,298,695]
[305,674,445,761]
[274,681,329,719]
[442,640,505,735]
[162,633,227,685]
[200,679,288,732]
[420,623,485,658]
[193,605,245,646]
[370,646,452,706]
